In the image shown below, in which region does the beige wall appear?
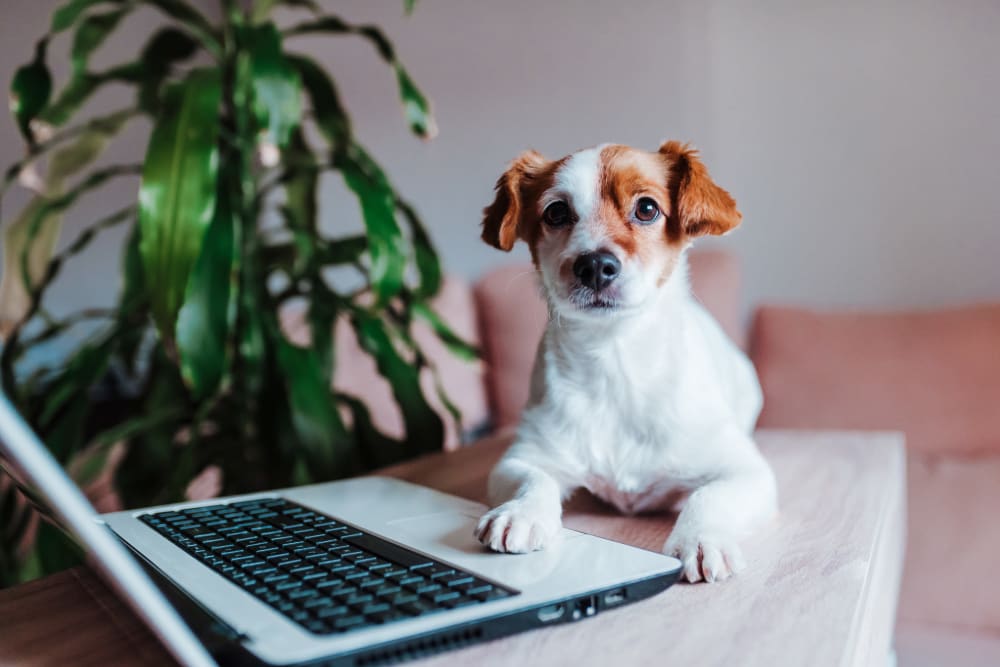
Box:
[2,0,999,332]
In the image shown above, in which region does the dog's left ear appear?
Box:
[481,150,548,251]
[658,141,741,237]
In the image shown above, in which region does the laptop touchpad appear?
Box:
[384,511,583,588]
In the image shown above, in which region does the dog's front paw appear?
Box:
[663,529,747,583]
[475,501,560,554]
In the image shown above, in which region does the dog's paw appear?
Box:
[474,501,560,554]
[662,530,747,583]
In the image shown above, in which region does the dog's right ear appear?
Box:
[481,150,548,251]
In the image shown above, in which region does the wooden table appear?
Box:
[0,430,906,667]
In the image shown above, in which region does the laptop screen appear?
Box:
[0,393,216,667]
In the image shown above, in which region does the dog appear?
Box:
[473,141,777,583]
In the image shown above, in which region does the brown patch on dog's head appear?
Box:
[658,141,741,240]
[595,144,675,261]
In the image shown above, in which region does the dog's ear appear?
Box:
[658,141,741,237]
[481,150,548,251]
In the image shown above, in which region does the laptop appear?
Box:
[0,393,682,666]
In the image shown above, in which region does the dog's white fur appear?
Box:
[475,143,778,583]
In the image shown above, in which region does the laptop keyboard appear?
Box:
[138,497,516,635]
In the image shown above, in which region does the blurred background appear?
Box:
[3,0,999,332]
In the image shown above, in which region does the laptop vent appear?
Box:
[353,626,485,666]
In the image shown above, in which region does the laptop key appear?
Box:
[316,605,350,619]
[414,583,442,595]
[374,585,402,598]
[368,609,407,624]
[340,533,434,570]
[358,576,385,589]
[360,602,390,616]
[287,588,318,601]
[464,584,493,597]
[344,593,373,607]
[302,597,333,609]
[445,575,475,588]
[332,616,366,631]
[399,600,435,616]
[432,590,461,604]
[424,565,456,579]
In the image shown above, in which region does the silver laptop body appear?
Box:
[0,394,682,666]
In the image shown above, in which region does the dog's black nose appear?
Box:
[573,251,621,291]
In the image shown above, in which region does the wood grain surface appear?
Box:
[0,430,906,667]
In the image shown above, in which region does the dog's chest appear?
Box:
[533,314,724,513]
[551,369,692,514]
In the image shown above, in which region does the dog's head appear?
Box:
[481,142,740,318]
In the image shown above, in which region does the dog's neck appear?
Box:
[545,252,693,354]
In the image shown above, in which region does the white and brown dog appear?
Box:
[474,141,777,583]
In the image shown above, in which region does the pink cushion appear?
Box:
[749,304,1000,632]
[475,250,744,430]
[750,304,1000,456]
[282,277,489,451]
[901,454,1000,632]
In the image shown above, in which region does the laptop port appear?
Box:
[537,603,566,623]
[603,588,627,606]
[572,595,597,620]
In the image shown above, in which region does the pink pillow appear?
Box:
[750,304,1000,456]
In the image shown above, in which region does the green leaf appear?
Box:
[51,0,124,33]
[273,335,354,478]
[286,16,436,139]
[138,67,221,340]
[288,55,350,148]
[136,28,201,113]
[70,5,130,74]
[412,302,479,362]
[282,130,318,234]
[114,350,188,508]
[10,40,52,144]
[336,145,406,304]
[41,62,143,127]
[395,198,440,298]
[41,21,204,128]
[143,0,220,55]
[47,109,134,177]
[394,66,435,140]
[0,111,134,331]
[404,0,417,15]
[243,23,301,148]
[320,236,367,264]
[349,309,443,453]
[176,184,234,400]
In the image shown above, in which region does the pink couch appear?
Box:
[750,304,1000,665]
[339,250,999,662]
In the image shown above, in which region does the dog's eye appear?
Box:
[543,201,572,227]
[634,197,660,224]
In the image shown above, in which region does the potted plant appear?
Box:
[0,0,474,585]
